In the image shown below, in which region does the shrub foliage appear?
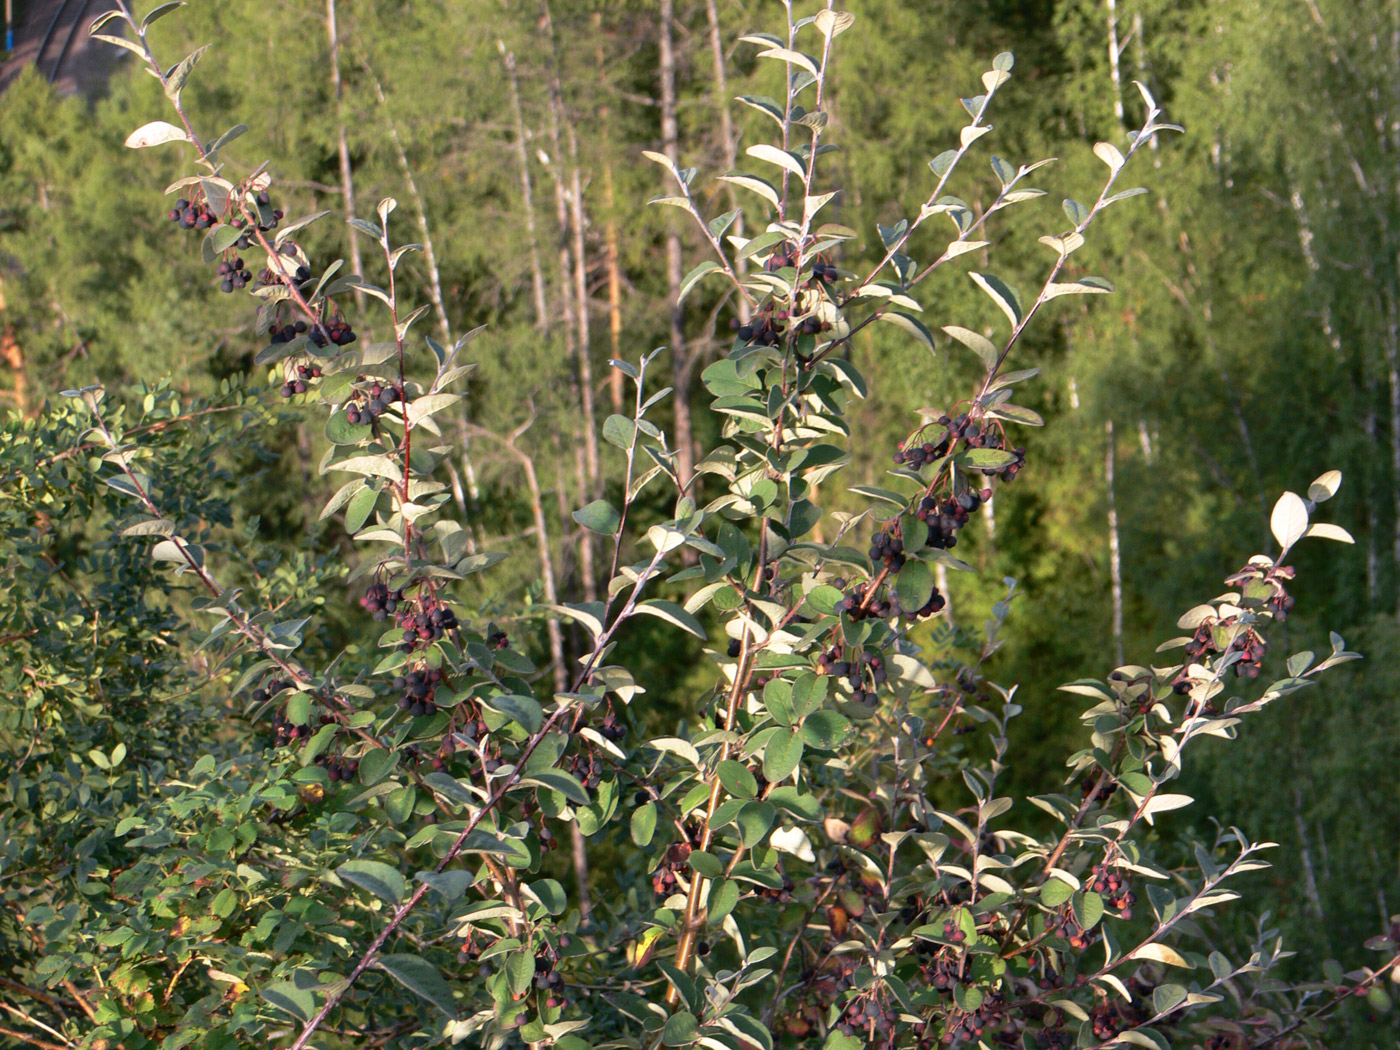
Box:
[0,4,1393,1050]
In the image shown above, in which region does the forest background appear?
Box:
[2,0,1399,1006]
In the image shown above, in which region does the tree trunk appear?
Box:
[594,15,626,415]
[1293,782,1327,925]
[604,169,625,414]
[704,0,749,324]
[541,1,599,603]
[1105,0,1125,127]
[659,0,694,486]
[326,0,364,307]
[1106,419,1124,667]
[1385,287,1400,610]
[500,45,550,332]
[935,561,953,628]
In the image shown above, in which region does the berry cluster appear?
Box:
[912,584,947,619]
[916,489,991,550]
[310,315,356,347]
[216,256,252,293]
[652,841,692,897]
[259,261,313,286]
[251,678,290,707]
[280,361,322,399]
[816,647,888,708]
[533,952,567,1010]
[1178,615,1268,686]
[345,382,402,426]
[868,528,906,571]
[1049,911,1097,950]
[1079,776,1118,805]
[319,755,360,782]
[838,994,898,1040]
[1088,864,1136,919]
[835,582,892,622]
[226,217,254,250]
[1089,1004,1122,1042]
[251,190,285,229]
[733,305,828,346]
[271,707,311,744]
[894,435,950,470]
[942,998,1000,1044]
[268,319,309,344]
[359,581,404,621]
[567,749,602,790]
[757,876,795,903]
[393,667,444,718]
[168,196,216,230]
[396,599,459,653]
[1226,561,1297,621]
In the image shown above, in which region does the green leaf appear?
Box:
[326,410,372,446]
[747,142,806,178]
[662,1011,699,1046]
[763,727,804,782]
[527,878,567,915]
[125,120,190,149]
[320,479,364,521]
[573,499,621,535]
[736,95,785,125]
[1152,983,1188,1017]
[800,709,851,750]
[631,802,658,846]
[415,870,472,902]
[679,261,724,304]
[896,560,934,614]
[379,954,456,1016]
[736,801,776,847]
[1040,878,1074,907]
[507,951,535,996]
[736,229,789,263]
[1043,277,1114,300]
[603,414,636,449]
[717,171,780,208]
[689,850,724,879]
[876,310,936,352]
[337,859,405,903]
[929,149,959,177]
[284,692,311,725]
[483,694,543,734]
[1271,490,1309,550]
[718,760,758,799]
[204,223,242,257]
[708,879,740,924]
[260,980,316,1022]
[1308,469,1343,502]
[955,983,984,1011]
[1073,891,1105,930]
[121,517,175,538]
[969,272,1023,327]
[944,325,998,370]
[326,454,403,485]
[522,770,589,805]
[634,600,708,640]
[422,772,476,808]
[163,44,210,102]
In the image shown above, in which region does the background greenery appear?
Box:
[3,0,1398,1026]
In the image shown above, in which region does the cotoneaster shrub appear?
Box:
[1,4,1395,1050]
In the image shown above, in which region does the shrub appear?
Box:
[0,4,1392,1050]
